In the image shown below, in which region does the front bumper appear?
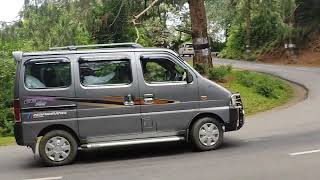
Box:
[225,107,244,131]
[225,93,245,131]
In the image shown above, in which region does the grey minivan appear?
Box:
[13,43,244,166]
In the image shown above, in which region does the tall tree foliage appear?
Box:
[209,0,320,60]
[1,0,92,56]
[0,0,187,55]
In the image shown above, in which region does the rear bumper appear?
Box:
[14,123,36,147]
[14,123,24,145]
[14,123,37,152]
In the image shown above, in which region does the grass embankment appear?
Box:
[221,70,293,115]
[0,136,15,146]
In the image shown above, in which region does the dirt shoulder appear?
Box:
[258,32,320,67]
[258,48,320,68]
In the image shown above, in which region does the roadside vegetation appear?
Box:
[0,59,15,137]
[223,70,293,115]
[207,0,320,63]
[0,137,15,146]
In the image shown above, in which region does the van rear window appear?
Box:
[24,61,71,89]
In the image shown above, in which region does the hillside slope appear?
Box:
[258,31,320,67]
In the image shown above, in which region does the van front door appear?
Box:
[136,53,198,135]
[75,53,141,142]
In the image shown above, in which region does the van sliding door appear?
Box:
[74,52,141,142]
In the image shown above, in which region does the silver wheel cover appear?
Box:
[198,123,220,146]
[45,136,71,162]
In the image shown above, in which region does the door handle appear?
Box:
[144,94,154,98]
[143,94,154,104]
[124,94,134,106]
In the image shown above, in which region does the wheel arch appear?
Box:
[38,124,80,145]
[187,113,225,137]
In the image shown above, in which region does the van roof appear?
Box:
[13,43,179,61]
[23,47,175,56]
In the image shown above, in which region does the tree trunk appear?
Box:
[286,22,298,63]
[244,0,251,58]
[189,0,212,70]
[284,0,298,63]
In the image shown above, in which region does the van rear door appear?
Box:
[18,57,77,145]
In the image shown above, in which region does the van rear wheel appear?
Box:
[39,130,78,166]
[191,117,223,151]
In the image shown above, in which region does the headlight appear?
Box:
[230,93,242,107]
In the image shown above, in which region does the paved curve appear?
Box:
[1,59,320,180]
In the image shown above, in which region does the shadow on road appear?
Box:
[17,136,246,169]
[76,142,193,164]
[74,136,244,165]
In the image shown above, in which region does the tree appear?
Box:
[132,0,160,43]
[244,0,251,58]
[280,0,298,62]
[189,0,212,70]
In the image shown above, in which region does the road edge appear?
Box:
[245,70,308,117]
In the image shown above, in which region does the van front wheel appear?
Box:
[191,117,223,151]
[39,130,78,166]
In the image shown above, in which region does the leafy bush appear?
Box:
[237,71,256,87]
[194,63,208,75]
[226,70,293,115]
[208,65,232,82]
[226,64,233,72]
[0,108,14,136]
[256,82,275,98]
[218,25,246,59]
[0,58,15,136]
[236,70,286,98]
[256,76,287,98]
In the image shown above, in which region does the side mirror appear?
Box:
[185,69,193,83]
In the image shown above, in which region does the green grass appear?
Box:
[222,70,294,115]
[0,136,15,146]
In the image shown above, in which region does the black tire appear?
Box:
[190,117,223,151]
[39,130,78,166]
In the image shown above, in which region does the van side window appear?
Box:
[79,60,132,86]
[25,61,71,89]
[140,58,186,83]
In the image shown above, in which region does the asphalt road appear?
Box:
[1,59,320,180]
